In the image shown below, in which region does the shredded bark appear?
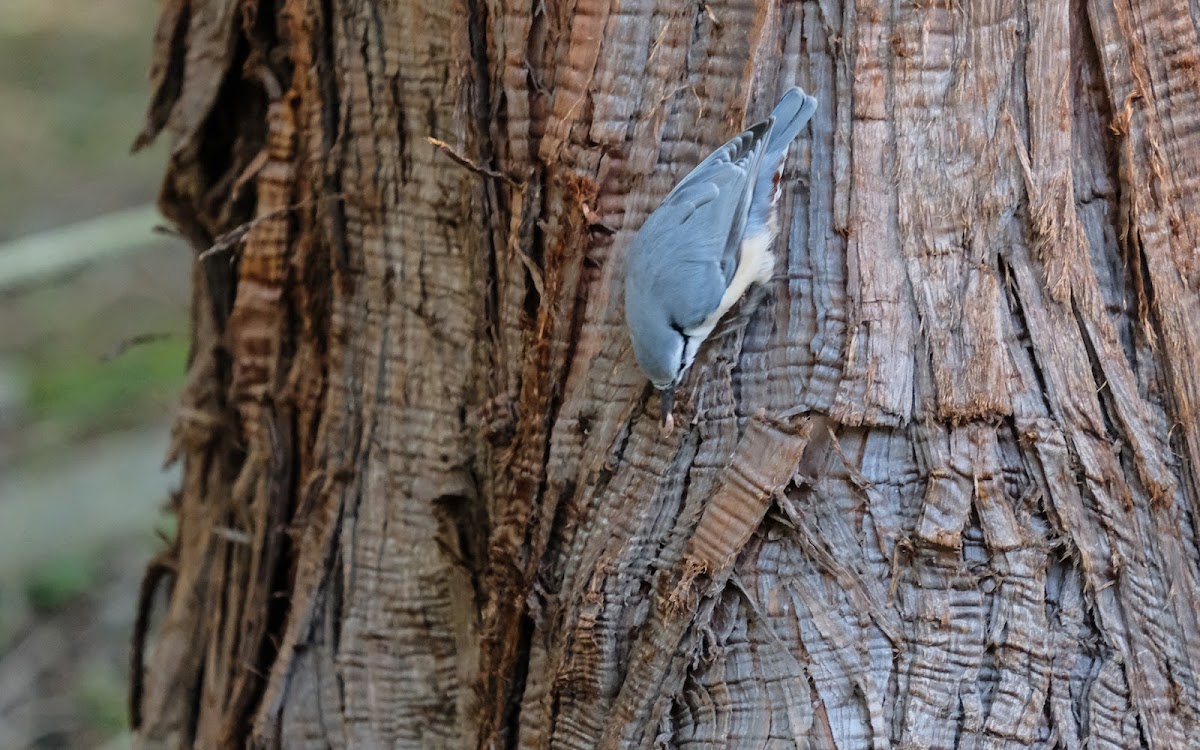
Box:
[133,0,1200,748]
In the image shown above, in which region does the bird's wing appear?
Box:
[658,120,773,289]
[631,183,728,332]
[663,120,771,204]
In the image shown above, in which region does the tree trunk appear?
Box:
[132,0,1200,747]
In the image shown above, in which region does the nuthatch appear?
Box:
[624,87,818,434]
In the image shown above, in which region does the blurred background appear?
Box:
[0,1,187,747]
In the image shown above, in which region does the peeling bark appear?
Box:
[133,0,1200,748]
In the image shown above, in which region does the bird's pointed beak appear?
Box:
[659,385,676,436]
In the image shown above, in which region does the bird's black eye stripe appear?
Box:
[669,321,690,378]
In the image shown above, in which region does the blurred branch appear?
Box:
[0,205,166,294]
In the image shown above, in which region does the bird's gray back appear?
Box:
[626,184,729,335]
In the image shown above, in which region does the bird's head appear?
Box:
[625,269,685,435]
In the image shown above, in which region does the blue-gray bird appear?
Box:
[624,87,818,433]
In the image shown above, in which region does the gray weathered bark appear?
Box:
[132,0,1200,747]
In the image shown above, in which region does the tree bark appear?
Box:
[132,0,1200,747]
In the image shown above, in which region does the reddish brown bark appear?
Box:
[134,0,1200,747]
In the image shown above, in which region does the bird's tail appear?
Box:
[747,87,818,234]
[766,87,819,156]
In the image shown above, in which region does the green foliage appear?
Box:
[23,552,96,611]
